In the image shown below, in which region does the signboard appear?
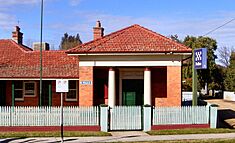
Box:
[194,48,207,69]
[56,79,69,92]
[80,81,92,85]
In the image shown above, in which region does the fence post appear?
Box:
[143,105,152,131]
[100,105,109,132]
[210,104,218,128]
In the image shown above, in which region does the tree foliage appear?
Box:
[182,36,224,91]
[224,52,235,91]
[59,33,82,50]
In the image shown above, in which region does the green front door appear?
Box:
[122,79,144,106]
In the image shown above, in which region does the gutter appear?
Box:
[68,52,192,56]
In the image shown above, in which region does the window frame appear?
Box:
[23,81,37,97]
[14,81,24,101]
[65,81,78,101]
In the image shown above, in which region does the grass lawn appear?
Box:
[0,131,111,138]
[147,128,235,135]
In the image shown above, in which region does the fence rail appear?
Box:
[0,106,99,126]
[153,106,209,125]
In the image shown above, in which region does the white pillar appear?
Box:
[144,67,151,105]
[108,67,115,107]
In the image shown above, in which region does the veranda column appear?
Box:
[144,67,151,105]
[108,67,116,107]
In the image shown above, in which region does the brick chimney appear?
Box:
[12,26,23,44]
[93,21,104,40]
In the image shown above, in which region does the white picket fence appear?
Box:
[110,106,142,130]
[153,106,209,125]
[0,106,99,126]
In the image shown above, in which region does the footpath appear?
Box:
[205,99,235,128]
[1,131,235,143]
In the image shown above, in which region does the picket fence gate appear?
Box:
[0,106,99,126]
[110,106,142,130]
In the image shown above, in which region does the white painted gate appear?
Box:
[110,106,142,130]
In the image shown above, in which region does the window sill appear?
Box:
[65,99,78,102]
[15,98,24,101]
[24,95,36,98]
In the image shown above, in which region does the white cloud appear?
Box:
[48,11,235,49]
[0,13,15,30]
[69,0,82,6]
[0,0,39,7]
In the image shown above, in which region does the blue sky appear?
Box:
[0,0,235,51]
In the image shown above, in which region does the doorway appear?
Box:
[122,79,144,106]
[42,81,52,106]
[0,81,6,106]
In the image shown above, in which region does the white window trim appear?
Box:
[23,81,37,97]
[65,81,78,102]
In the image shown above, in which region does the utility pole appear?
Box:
[39,0,44,106]
[192,51,198,106]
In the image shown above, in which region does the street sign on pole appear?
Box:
[194,48,207,69]
[56,79,69,93]
[56,79,69,143]
[192,48,207,106]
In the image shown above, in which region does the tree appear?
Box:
[217,46,233,67]
[182,36,223,91]
[224,52,235,91]
[59,33,82,50]
[170,34,181,43]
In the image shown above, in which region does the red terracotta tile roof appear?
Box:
[67,24,192,54]
[0,39,79,79]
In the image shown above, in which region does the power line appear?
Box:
[202,18,235,37]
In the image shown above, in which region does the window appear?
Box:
[24,81,36,97]
[14,81,23,101]
[14,81,36,101]
[66,80,78,101]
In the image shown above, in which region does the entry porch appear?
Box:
[81,66,182,107]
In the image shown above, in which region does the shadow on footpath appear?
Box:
[0,137,26,143]
[217,109,235,128]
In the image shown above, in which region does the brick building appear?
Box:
[0,26,79,106]
[67,21,192,107]
[0,22,192,107]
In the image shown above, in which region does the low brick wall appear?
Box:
[0,126,100,132]
[151,124,210,130]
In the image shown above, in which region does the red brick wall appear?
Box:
[5,80,80,106]
[79,66,94,106]
[151,66,181,107]
[5,81,39,106]
[51,81,79,106]
[151,67,167,106]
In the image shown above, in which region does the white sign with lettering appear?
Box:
[56,79,69,92]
